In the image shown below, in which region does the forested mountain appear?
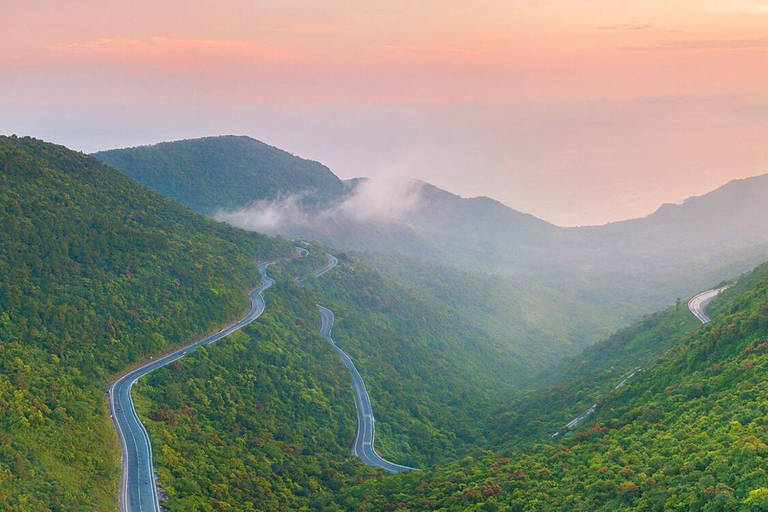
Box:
[9,134,768,511]
[93,136,345,215]
[94,136,768,321]
[0,136,617,510]
[335,262,768,510]
[0,136,294,509]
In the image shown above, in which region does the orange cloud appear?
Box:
[621,37,768,51]
[369,45,487,57]
[42,37,298,70]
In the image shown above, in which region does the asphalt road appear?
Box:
[109,262,275,512]
[297,252,338,286]
[318,305,416,473]
[688,286,726,324]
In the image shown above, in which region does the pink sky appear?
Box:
[2,0,767,225]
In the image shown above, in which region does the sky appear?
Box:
[2,0,767,226]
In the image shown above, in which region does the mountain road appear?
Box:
[317,306,416,473]
[109,262,275,512]
[688,287,726,324]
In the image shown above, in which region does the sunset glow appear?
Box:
[3,0,767,225]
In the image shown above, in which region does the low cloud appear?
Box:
[597,22,653,31]
[41,37,297,73]
[621,37,768,51]
[214,176,425,235]
[214,193,310,234]
[339,177,424,221]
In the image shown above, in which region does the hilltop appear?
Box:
[94,136,768,321]
[94,136,345,215]
[1,136,612,510]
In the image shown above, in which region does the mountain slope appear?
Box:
[128,249,586,509]
[0,136,292,510]
[93,135,345,215]
[94,136,768,322]
[3,136,606,510]
[338,261,768,510]
[132,270,369,511]
[360,251,615,369]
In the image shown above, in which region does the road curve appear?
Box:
[318,306,416,472]
[109,262,275,512]
[688,286,726,324]
[297,252,338,286]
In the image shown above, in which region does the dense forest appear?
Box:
[5,135,768,511]
[130,250,530,508]
[0,136,292,510]
[336,263,768,510]
[93,136,345,216]
[134,266,373,511]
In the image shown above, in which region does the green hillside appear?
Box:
[9,134,768,512]
[93,136,345,215]
[130,251,547,507]
[297,252,512,465]
[337,263,768,511]
[0,136,292,510]
[95,136,768,326]
[132,270,371,511]
[361,252,615,370]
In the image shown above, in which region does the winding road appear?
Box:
[109,262,275,512]
[297,252,338,286]
[318,306,415,472]
[113,247,719,505]
[552,287,726,439]
[110,249,408,510]
[688,286,726,324]
[305,252,413,471]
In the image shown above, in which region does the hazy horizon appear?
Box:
[6,130,767,228]
[3,0,766,225]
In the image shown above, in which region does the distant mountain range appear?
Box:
[3,135,611,509]
[8,133,768,510]
[95,135,768,320]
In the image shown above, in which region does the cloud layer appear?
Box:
[214,177,425,235]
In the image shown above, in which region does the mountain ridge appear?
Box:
[94,135,768,321]
[94,134,768,229]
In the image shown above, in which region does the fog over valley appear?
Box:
[3,1,768,510]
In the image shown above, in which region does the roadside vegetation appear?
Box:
[339,262,768,510]
[0,137,291,510]
[6,135,768,511]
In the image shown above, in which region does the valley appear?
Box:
[2,135,768,511]
[6,2,767,510]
